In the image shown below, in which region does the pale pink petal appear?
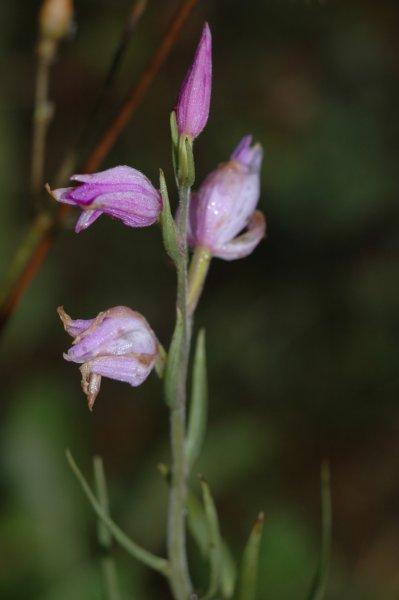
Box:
[212,211,266,260]
[75,209,103,233]
[231,136,263,172]
[52,187,76,205]
[92,191,161,225]
[57,306,94,337]
[71,166,152,186]
[88,354,156,387]
[65,307,157,363]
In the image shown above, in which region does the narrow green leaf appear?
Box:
[188,491,237,598]
[164,308,184,408]
[66,449,169,576]
[237,512,264,600]
[177,134,195,187]
[187,491,208,556]
[186,329,208,470]
[159,169,179,264]
[93,456,112,549]
[170,110,179,148]
[200,477,223,599]
[307,461,332,600]
[220,543,237,599]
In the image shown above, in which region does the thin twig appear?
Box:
[55,0,148,187]
[0,0,199,335]
[31,40,56,193]
[31,52,52,192]
[83,0,198,173]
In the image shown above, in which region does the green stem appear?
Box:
[167,185,193,600]
[187,246,211,316]
[93,456,122,600]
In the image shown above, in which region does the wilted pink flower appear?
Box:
[188,135,266,260]
[58,306,159,410]
[176,22,212,139]
[52,166,162,232]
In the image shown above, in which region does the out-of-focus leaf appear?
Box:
[219,542,237,599]
[237,512,264,600]
[1,379,87,576]
[93,456,112,549]
[200,477,223,599]
[66,450,169,576]
[187,491,208,557]
[307,462,332,600]
[186,328,208,471]
[187,491,237,598]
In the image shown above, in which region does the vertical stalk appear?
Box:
[31,40,55,193]
[167,185,193,600]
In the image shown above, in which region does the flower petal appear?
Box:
[212,210,266,260]
[92,191,162,226]
[57,306,94,337]
[52,187,77,205]
[65,307,157,363]
[75,209,103,233]
[176,22,212,138]
[231,136,263,172]
[71,166,153,186]
[87,353,156,387]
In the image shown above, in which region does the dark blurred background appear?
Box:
[1,0,398,598]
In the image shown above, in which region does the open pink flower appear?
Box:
[52,166,162,232]
[176,22,212,139]
[58,306,159,410]
[188,135,266,260]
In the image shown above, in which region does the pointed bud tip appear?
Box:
[57,305,70,327]
[39,0,74,41]
[175,22,212,139]
[252,511,265,533]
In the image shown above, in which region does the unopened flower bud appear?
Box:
[176,22,212,139]
[39,0,73,42]
[58,306,159,410]
[188,135,266,260]
[52,165,162,232]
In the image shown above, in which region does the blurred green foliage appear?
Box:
[1,0,399,598]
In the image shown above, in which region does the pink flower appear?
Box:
[52,166,162,232]
[176,22,212,139]
[58,306,159,410]
[188,136,266,260]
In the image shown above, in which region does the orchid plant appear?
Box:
[53,22,265,599]
[47,14,330,600]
